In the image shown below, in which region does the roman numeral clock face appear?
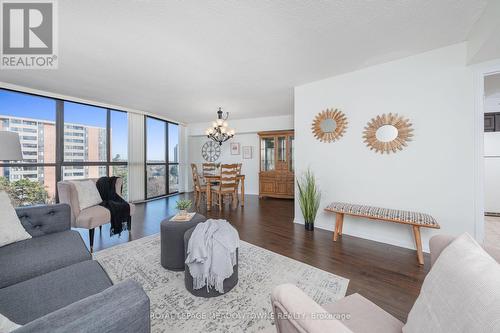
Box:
[202,141,221,162]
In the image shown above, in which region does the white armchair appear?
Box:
[269,235,500,333]
[57,178,135,252]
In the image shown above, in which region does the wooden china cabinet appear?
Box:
[258,130,294,199]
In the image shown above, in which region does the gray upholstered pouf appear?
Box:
[183,226,239,298]
[160,213,206,271]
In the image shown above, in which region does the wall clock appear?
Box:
[201,141,221,162]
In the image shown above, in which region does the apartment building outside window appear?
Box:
[0,89,129,205]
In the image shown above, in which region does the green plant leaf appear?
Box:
[296,169,321,224]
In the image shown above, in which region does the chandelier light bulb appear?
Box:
[207,107,236,145]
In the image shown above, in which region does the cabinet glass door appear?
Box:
[261,137,275,171]
[277,136,287,163]
[289,135,294,172]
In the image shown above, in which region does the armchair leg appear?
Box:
[89,228,95,253]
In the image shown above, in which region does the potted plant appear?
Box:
[175,199,192,217]
[297,169,321,231]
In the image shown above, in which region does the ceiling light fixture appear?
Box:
[205,107,235,145]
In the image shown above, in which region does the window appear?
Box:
[145,117,179,199]
[146,117,166,163]
[64,102,107,163]
[110,110,128,162]
[62,104,127,188]
[0,90,56,204]
[0,88,129,206]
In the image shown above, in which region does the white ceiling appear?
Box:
[0,0,488,123]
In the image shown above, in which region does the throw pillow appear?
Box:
[0,191,32,247]
[0,313,21,332]
[0,313,21,333]
[71,180,102,210]
[403,233,500,333]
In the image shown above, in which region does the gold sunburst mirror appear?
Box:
[311,108,348,143]
[363,113,413,154]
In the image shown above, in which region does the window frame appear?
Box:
[0,88,129,202]
[144,115,179,200]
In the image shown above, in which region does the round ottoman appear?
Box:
[160,213,206,271]
[183,226,239,297]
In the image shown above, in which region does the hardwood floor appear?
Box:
[78,193,429,322]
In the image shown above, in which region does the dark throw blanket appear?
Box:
[96,176,131,236]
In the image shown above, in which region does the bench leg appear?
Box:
[333,213,344,241]
[339,214,344,235]
[412,225,424,265]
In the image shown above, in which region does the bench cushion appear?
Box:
[0,260,112,325]
[325,202,439,228]
[0,230,91,288]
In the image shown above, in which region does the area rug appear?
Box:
[94,234,349,333]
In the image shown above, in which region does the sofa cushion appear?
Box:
[323,293,403,333]
[0,230,91,288]
[16,204,71,237]
[13,280,149,333]
[0,191,32,248]
[271,283,353,333]
[404,233,500,333]
[0,260,112,325]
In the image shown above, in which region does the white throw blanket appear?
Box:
[185,219,239,293]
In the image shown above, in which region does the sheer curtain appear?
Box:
[128,113,145,202]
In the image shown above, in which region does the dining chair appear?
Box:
[202,163,217,176]
[211,163,240,211]
[202,163,220,186]
[235,163,242,202]
[190,163,206,208]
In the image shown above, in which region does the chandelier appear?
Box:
[205,107,235,145]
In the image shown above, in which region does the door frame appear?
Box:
[473,59,500,243]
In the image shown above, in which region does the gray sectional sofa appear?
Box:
[0,204,150,333]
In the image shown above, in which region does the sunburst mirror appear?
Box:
[363,113,414,154]
[311,108,348,143]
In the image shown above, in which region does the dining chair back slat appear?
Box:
[202,163,218,176]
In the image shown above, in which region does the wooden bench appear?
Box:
[325,202,440,265]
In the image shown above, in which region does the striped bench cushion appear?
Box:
[325,202,439,228]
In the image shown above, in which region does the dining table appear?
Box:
[203,174,245,211]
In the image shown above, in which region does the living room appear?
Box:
[1,1,500,332]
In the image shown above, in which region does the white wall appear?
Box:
[294,43,475,252]
[187,115,293,194]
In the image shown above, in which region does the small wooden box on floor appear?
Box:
[258,130,294,199]
[325,202,440,265]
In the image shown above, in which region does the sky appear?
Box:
[0,89,178,161]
